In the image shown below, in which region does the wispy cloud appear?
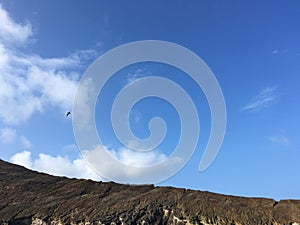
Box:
[242,86,278,112]
[0,4,32,44]
[20,135,32,149]
[267,133,290,146]
[0,127,16,143]
[0,127,32,149]
[271,49,300,57]
[126,68,152,85]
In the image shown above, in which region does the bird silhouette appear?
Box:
[66,111,71,117]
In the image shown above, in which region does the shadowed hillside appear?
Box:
[0,159,299,225]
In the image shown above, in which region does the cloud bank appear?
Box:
[10,147,170,182]
[10,150,102,180]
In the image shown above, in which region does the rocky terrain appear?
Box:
[0,159,300,225]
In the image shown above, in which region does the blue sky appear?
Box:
[0,1,300,200]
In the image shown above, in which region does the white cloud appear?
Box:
[112,147,167,167]
[0,4,32,44]
[16,54,80,69]
[83,145,181,183]
[0,5,100,125]
[0,127,16,143]
[10,150,32,168]
[242,86,278,112]
[10,150,102,180]
[0,42,79,124]
[27,66,78,109]
[9,145,175,183]
[33,153,101,180]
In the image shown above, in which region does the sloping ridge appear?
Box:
[0,159,299,225]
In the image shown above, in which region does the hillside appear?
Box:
[0,159,299,225]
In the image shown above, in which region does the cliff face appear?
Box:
[0,159,299,225]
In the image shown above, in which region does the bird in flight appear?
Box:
[66,111,71,117]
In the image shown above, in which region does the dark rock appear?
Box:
[0,159,299,225]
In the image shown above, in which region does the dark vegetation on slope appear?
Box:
[0,159,299,225]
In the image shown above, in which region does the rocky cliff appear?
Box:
[0,159,299,225]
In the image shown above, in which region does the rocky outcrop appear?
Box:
[0,159,299,225]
